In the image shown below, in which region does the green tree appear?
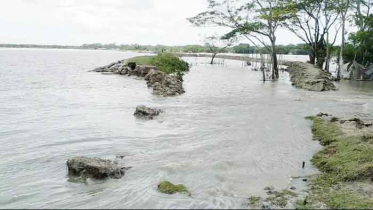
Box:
[204,35,236,64]
[188,0,290,80]
[283,0,340,69]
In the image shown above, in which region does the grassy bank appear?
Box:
[127,53,189,74]
[300,115,373,209]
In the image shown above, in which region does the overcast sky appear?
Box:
[0,0,309,46]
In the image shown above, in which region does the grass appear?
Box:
[305,116,373,209]
[306,116,343,145]
[248,196,261,206]
[127,53,189,74]
[295,198,317,210]
[127,56,154,65]
[158,181,189,195]
[265,190,297,207]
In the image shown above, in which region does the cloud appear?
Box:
[0,0,302,46]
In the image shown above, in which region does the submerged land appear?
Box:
[83,53,373,209]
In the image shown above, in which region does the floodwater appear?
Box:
[0,49,372,209]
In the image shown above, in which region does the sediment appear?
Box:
[287,62,337,91]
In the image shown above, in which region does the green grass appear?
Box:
[127,53,189,74]
[305,116,373,209]
[265,190,297,207]
[310,174,373,209]
[248,196,261,206]
[127,56,154,65]
[306,116,343,145]
[295,199,317,210]
[312,136,373,181]
[158,181,189,195]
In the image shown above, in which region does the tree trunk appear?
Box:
[325,32,330,72]
[211,53,217,65]
[338,14,346,79]
[316,39,326,69]
[271,40,279,79]
[309,49,316,65]
[260,53,266,82]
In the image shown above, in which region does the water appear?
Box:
[0,49,372,209]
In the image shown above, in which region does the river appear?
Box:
[0,49,372,209]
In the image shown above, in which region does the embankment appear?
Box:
[176,53,337,92]
[299,113,373,209]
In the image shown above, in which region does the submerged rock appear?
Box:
[134,105,162,120]
[158,181,189,195]
[67,156,125,180]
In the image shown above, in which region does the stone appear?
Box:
[67,156,125,180]
[134,105,162,120]
[262,202,273,209]
[91,60,185,97]
[146,71,185,96]
[127,62,137,70]
[264,186,275,191]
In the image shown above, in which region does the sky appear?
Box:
[0,0,313,46]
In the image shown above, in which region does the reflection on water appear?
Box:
[0,49,372,208]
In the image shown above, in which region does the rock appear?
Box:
[127,62,137,70]
[262,202,273,209]
[145,69,157,81]
[146,71,185,96]
[67,156,125,180]
[91,59,185,97]
[134,105,162,120]
[264,186,275,191]
[136,65,156,77]
[317,112,330,117]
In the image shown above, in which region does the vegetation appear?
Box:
[158,181,189,195]
[305,116,373,209]
[188,0,292,80]
[248,196,261,206]
[204,35,236,64]
[264,190,297,207]
[127,54,189,74]
[306,116,342,145]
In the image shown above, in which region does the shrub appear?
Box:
[127,53,189,74]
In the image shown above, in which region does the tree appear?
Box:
[188,0,290,80]
[231,43,256,54]
[345,14,373,65]
[347,0,373,65]
[283,0,340,69]
[335,0,350,78]
[204,35,236,64]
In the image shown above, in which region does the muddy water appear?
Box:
[0,49,372,209]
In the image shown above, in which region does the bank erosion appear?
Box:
[91,53,189,97]
[177,53,337,92]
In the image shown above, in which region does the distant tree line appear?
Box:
[0,43,310,56]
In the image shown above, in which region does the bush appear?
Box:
[158,181,189,195]
[127,53,189,74]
